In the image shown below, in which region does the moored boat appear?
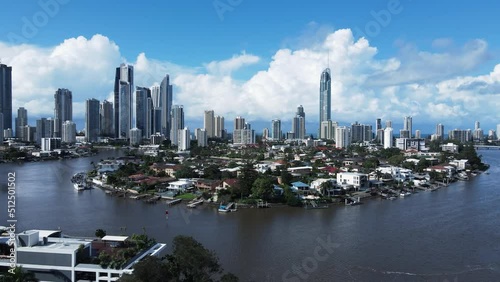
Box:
[74,183,85,191]
[218,202,237,212]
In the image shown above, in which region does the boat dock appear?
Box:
[304,200,328,209]
[256,200,270,208]
[144,195,161,204]
[345,197,362,206]
[166,199,182,206]
[187,199,204,208]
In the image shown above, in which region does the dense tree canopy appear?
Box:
[204,164,222,180]
[251,176,275,201]
[119,235,238,282]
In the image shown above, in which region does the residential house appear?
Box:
[195,179,222,192]
[336,172,369,191]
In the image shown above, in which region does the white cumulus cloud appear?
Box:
[1,29,499,133]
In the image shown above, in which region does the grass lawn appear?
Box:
[175,193,197,200]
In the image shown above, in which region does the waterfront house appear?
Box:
[441,143,459,153]
[310,178,339,195]
[219,178,240,190]
[0,229,167,282]
[425,165,455,177]
[150,163,182,177]
[291,181,309,191]
[195,179,222,192]
[449,159,468,171]
[97,160,124,175]
[167,180,193,192]
[337,172,369,191]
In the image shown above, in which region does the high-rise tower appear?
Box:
[160,75,173,139]
[271,119,282,141]
[100,100,114,137]
[319,68,331,137]
[15,107,28,139]
[85,98,100,142]
[403,116,412,138]
[54,88,72,138]
[292,105,306,139]
[204,110,215,138]
[114,64,134,138]
[170,105,184,146]
[0,64,12,131]
[136,87,153,138]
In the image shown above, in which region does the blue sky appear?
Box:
[1,0,500,134]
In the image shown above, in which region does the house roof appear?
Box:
[223,178,239,186]
[101,235,128,242]
[321,166,338,173]
[291,181,309,187]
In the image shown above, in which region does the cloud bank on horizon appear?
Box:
[1,29,499,131]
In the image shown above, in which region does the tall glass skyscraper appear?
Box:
[85,98,100,142]
[136,86,153,138]
[170,105,184,146]
[404,116,413,138]
[0,64,12,131]
[54,88,73,138]
[271,119,282,141]
[114,64,134,138]
[16,107,28,139]
[100,100,114,137]
[319,68,331,137]
[160,75,173,139]
[292,105,306,139]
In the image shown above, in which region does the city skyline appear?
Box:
[2,2,500,133]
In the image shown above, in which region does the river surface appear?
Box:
[1,149,500,281]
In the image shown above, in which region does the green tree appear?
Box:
[171,235,222,281]
[363,157,379,169]
[416,159,431,172]
[319,180,334,196]
[204,164,222,180]
[251,176,275,201]
[388,155,405,166]
[119,256,173,282]
[283,186,302,207]
[280,170,293,186]
[175,165,198,179]
[457,144,484,169]
[378,147,402,159]
[428,139,442,152]
[237,163,258,198]
[95,229,106,238]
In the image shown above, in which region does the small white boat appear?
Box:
[218,202,237,212]
[74,183,85,191]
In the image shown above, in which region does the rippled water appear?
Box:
[1,149,500,281]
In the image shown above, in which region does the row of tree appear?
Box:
[120,236,238,282]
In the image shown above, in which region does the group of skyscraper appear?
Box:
[0,62,186,146]
[2,62,500,148]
